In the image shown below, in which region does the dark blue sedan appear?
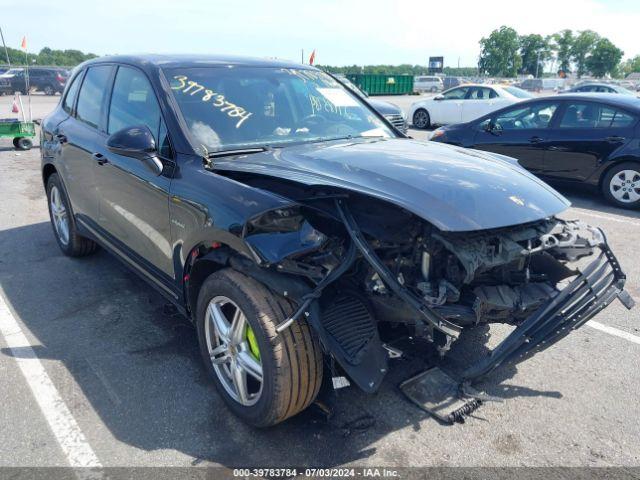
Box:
[430,93,640,208]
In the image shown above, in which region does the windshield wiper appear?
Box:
[206,147,269,158]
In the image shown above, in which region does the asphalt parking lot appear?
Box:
[0,94,639,469]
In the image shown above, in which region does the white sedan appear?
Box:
[409,84,533,129]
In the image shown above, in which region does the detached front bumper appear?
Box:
[402,230,635,423]
[461,231,633,382]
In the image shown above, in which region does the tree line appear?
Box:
[479,26,639,79]
[3,38,639,80]
[324,28,640,80]
[1,46,98,67]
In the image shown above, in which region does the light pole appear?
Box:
[0,26,10,67]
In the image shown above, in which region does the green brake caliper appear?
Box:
[246,325,260,361]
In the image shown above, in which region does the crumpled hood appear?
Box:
[213,138,570,232]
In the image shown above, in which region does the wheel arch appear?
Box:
[412,106,431,127]
[182,241,235,319]
[597,156,640,190]
[42,162,57,187]
[181,236,313,321]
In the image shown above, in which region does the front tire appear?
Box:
[602,163,640,209]
[196,268,323,427]
[46,173,99,256]
[412,108,431,129]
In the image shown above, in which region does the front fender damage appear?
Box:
[220,185,634,423]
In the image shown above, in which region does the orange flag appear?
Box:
[21,36,27,50]
[309,49,316,65]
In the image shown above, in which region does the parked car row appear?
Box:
[560,82,637,96]
[517,78,566,92]
[406,73,640,208]
[0,67,69,95]
[409,84,533,128]
[428,93,640,209]
[412,75,466,93]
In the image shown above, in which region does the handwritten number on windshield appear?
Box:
[171,75,253,128]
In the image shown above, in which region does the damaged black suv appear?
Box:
[41,55,634,427]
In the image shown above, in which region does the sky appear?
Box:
[1,0,639,67]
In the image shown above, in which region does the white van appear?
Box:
[414,76,443,93]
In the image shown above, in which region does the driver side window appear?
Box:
[493,103,558,130]
[108,66,161,138]
[442,87,469,100]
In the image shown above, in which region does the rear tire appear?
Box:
[196,268,323,427]
[602,162,640,209]
[43,85,54,96]
[46,173,99,256]
[412,108,431,129]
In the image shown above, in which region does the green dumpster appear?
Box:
[346,74,414,96]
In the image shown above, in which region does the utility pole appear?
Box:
[535,51,541,78]
[0,26,10,67]
[301,49,304,65]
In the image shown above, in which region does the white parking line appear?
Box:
[0,292,102,468]
[587,320,640,345]
[570,208,640,228]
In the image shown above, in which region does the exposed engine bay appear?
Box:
[211,173,633,423]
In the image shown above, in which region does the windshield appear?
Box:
[504,86,534,99]
[166,67,393,153]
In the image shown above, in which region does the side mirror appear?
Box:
[434,95,444,101]
[106,125,163,175]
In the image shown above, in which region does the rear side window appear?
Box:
[559,102,637,129]
[108,66,161,138]
[468,87,494,100]
[62,73,82,114]
[610,110,636,128]
[76,66,112,129]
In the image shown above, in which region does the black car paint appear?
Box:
[38,56,636,418]
[431,93,640,188]
[212,138,570,232]
[41,55,575,309]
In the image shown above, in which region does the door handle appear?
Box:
[92,152,109,165]
[529,136,544,144]
[606,136,625,143]
[54,133,67,144]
